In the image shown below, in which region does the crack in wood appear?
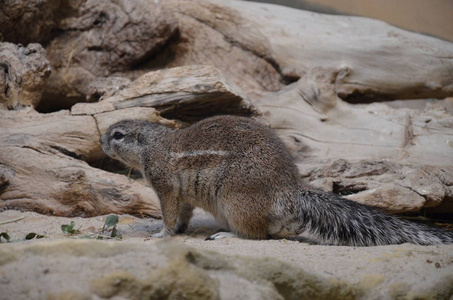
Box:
[402,114,414,148]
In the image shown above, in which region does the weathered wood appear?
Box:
[189,0,453,212]
[0,43,50,109]
[0,108,161,217]
[0,65,255,216]
[72,65,256,124]
[216,0,453,101]
[1,0,452,214]
[41,0,179,110]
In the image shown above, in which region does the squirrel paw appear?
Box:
[205,231,237,241]
[175,223,188,234]
[151,232,166,238]
[151,228,173,238]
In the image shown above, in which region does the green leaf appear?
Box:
[0,232,10,242]
[102,215,119,232]
[61,221,79,234]
[25,233,45,240]
[111,226,122,238]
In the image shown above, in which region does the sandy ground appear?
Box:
[1,209,452,299]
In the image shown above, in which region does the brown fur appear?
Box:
[100,115,453,245]
[101,115,299,239]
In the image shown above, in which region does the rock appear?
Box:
[0,43,51,109]
[0,239,358,299]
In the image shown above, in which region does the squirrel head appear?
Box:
[100,119,169,169]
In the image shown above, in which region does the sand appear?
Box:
[1,209,452,299]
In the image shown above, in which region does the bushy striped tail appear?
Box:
[297,190,453,246]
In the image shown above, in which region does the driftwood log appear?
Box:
[0,0,452,216]
[0,62,253,217]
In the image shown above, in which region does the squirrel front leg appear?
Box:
[151,190,181,238]
[175,203,195,234]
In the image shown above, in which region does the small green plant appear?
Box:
[60,216,121,240]
[61,221,80,235]
[0,232,10,243]
[1,216,122,243]
[99,215,121,239]
[0,231,45,243]
[25,233,45,240]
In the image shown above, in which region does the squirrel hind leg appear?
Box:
[267,216,302,239]
[207,212,269,240]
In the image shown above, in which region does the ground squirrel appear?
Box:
[100,115,453,246]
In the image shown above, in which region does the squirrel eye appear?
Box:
[112,131,124,140]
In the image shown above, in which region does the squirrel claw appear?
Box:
[205,232,237,241]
